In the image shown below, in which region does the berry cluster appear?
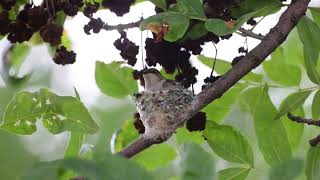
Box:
[102,0,135,16]
[133,112,145,134]
[0,1,81,65]
[145,37,200,88]
[113,31,139,66]
[53,46,76,65]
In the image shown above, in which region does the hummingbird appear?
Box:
[142,68,182,92]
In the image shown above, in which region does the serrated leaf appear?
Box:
[312,90,320,119]
[198,55,262,83]
[95,61,138,98]
[1,89,98,135]
[204,121,254,166]
[218,167,251,180]
[140,12,190,42]
[274,90,312,119]
[205,11,257,36]
[263,47,301,86]
[269,159,304,180]
[180,143,215,180]
[176,0,206,20]
[253,85,292,166]
[149,0,167,10]
[133,144,176,170]
[203,84,246,122]
[305,145,320,180]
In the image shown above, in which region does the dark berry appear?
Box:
[102,0,134,16]
[238,47,248,54]
[27,6,48,31]
[83,3,100,18]
[133,112,145,134]
[0,11,10,35]
[8,21,33,43]
[53,46,76,65]
[186,112,206,131]
[247,18,257,26]
[40,21,63,46]
[83,17,105,34]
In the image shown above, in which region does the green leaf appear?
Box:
[22,159,107,180]
[282,107,305,150]
[203,84,246,122]
[263,47,301,86]
[218,167,251,180]
[114,119,139,152]
[1,89,99,135]
[274,90,312,119]
[306,145,320,180]
[253,85,292,166]
[204,121,254,166]
[175,127,205,145]
[7,43,31,75]
[180,143,215,180]
[176,0,206,20]
[182,22,208,41]
[303,46,320,84]
[269,159,304,180]
[149,0,167,10]
[312,90,320,119]
[55,11,66,26]
[64,132,85,158]
[282,29,304,66]
[94,153,154,180]
[231,0,282,18]
[198,55,262,83]
[205,11,257,36]
[140,12,190,42]
[297,16,320,84]
[133,144,176,170]
[61,31,72,50]
[310,8,320,26]
[238,87,262,112]
[298,17,320,49]
[95,61,138,98]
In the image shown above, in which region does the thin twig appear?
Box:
[238,28,265,40]
[287,112,320,126]
[210,42,218,77]
[310,134,320,147]
[103,19,143,31]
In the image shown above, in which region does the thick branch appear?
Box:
[238,28,265,40]
[287,112,320,126]
[118,0,310,158]
[117,135,153,158]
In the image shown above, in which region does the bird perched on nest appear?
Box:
[141,68,182,92]
[133,68,194,142]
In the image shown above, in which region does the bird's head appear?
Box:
[142,68,164,82]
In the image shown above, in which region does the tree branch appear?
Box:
[287,112,320,126]
[238,28,265,40]
[287,112,320,146]
[118,0,311,158]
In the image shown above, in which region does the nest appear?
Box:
[134,89,194,141]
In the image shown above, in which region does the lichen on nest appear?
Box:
[134,89,194,141]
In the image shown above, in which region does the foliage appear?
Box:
[0,0,320,180]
